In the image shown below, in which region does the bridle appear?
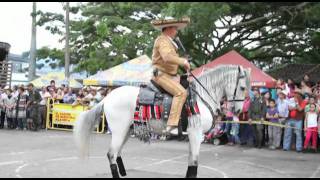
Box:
[227,66,247,113]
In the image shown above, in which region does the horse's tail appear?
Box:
[73,100,105,159]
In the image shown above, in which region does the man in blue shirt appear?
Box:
[63,88,76,104]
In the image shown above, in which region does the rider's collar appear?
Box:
[166,35,179,50]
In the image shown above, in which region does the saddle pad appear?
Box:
[138,88,156,105]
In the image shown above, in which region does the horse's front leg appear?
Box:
[186,116,202,178]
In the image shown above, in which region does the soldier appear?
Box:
[150,17,191,134]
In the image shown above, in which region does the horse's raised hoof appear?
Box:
[185,165,198,178]
[116,156,127,177]
[110,164,120,178]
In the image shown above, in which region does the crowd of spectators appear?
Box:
[204,74,320,153]
[0,80,112,132]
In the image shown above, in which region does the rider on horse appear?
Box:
[151,17,191,135]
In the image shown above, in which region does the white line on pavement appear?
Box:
[0,160,23,166]
[310,164,320,178]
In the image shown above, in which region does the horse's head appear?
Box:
[224,65,251,115]
[191,65,251,117]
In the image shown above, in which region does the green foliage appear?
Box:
[36,2,320,75]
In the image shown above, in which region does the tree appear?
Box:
[164,2,320,70]
[36,2,320,74]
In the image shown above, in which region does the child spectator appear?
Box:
[266,99,281,149]
[305,95,319,113]
[303,103,319,153]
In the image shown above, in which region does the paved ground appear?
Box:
[0,129,320,178]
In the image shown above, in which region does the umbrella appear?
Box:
[83,55,153,87]
[30,72,83,88]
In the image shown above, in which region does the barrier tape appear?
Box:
[218,120,320,133]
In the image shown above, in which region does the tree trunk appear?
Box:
[28,2,37,81]
[65,2,70,79]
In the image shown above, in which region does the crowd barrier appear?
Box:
[46,98,105,133]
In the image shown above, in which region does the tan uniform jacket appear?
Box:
[152,34,185,76]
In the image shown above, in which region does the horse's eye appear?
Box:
[240,87,245,91]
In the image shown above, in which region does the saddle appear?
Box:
[134,75,200,123]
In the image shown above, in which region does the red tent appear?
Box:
[192,50,276,88]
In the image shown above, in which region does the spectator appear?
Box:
[276,78,286,91]
[263,90,272,145]
[276,90,290,149]
[56,87,64,102]
[15,87,28,130]
[305,95,319,113]
[12,85,19,98]
[39,86,51,129]
[205,116,224,142]
[87,88,102,108]
[303,103,319,153]
[27,83,42,131]
[63,88,76,104]
[0,87,8,129]
[266,99,281,150]
[248,87,267,149]
[283,90,307,152]
[3,89,15,129]
[98,88,107,98]
[301,80,312,98]
[287,78,296,98]
[239,90,253,146]
[72,89,85,106]
[312,81,320,97]
[49,80,56,92]
[221,96,235,145]
[303,74,314,88]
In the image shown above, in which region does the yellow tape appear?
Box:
[221,120,320,133]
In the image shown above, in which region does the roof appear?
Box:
[192,50,276,88]
[0,42,10,51]
[83,55,153,87]
[268,64,320,83]
[7,53,28,63]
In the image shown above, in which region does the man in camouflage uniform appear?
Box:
[27,83,42,131]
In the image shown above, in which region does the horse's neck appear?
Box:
[194,69,236,111]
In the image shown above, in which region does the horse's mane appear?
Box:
[191,65,248,111]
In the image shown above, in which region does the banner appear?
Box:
[51,103,89,126]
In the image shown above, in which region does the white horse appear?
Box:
[74,65,250,178]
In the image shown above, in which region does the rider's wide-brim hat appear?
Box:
[151,17,190,31]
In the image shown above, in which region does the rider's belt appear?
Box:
[153,68,177,77]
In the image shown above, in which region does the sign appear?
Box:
[52,103,89,126]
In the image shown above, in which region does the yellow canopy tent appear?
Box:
[30,72,83,88]
[83,55,153,87]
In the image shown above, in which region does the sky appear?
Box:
[0,2,80,55]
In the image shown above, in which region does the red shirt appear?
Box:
[289,100,307,120]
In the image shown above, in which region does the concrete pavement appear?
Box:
[0,129,319,178]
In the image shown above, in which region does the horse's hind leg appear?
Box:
[107,129,130,178]
[116,131,130,177]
